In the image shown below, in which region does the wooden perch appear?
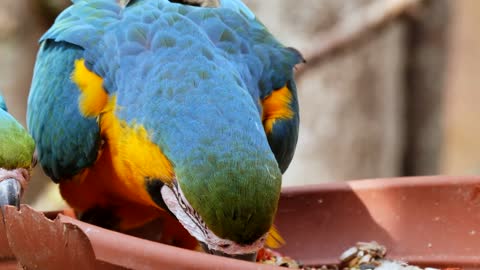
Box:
[296,0,424,78]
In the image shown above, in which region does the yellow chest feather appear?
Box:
[62,59,174,213]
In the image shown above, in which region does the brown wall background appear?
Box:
[442,0,480,175]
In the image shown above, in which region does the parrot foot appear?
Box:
[0,178,21,209]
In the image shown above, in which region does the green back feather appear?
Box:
[0,97,35,169]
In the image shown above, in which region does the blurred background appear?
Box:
[0,0,477,210]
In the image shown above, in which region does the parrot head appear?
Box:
[0,94,35,208]
[159,146,282,261]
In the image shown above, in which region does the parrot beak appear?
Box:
[0,178,21,209]
[199,242,258,262]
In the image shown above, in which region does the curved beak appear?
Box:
[0,178,21,209]
[200,242,258,262]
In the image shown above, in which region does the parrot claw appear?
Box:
[0,178,21,209]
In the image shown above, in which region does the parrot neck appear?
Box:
[161,181,266,255]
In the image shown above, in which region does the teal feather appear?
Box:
[27,42,101,181]
[0,94,7,112]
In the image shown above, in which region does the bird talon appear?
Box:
[0,178,21,209]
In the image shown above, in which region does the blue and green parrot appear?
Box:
[0,94,35,208]
[27,0,301,261]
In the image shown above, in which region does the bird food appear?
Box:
[257,242,464,270]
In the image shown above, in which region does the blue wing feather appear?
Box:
[42,0,302,96]
[27,41,101,182]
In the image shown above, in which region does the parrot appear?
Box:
[0,94,35,208]
[27,0,302,262]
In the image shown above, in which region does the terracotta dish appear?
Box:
[1,176,478,269]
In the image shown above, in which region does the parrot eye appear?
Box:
[219,244,231,248]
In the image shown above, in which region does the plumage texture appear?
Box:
[28,42,101,181]
[28,0,301,246]
[0,95,34,170]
